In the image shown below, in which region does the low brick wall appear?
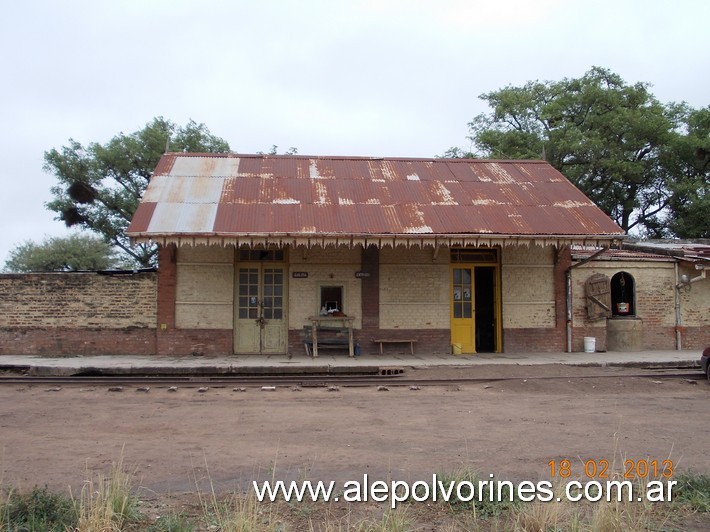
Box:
[0,271,157,356]
[156,328,233,356]
[0,327,156,356]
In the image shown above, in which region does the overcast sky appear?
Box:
[1,0,708,265]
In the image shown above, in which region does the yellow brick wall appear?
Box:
[379,246,449,329]
[289,246,362,329]
[501,245,556,328]
[175,246,234,329]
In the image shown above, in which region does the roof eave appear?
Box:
[127,232,625,249]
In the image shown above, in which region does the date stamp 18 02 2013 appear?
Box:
[548,459,674,480]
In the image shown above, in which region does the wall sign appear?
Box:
[355,271,371,278]
[292,271,308,278]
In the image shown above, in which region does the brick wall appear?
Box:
[501,245,557,328]
[0,271,157,355]
[288,246,362,329]
[571,259,709,351]
[155,328,232,356]
[360,245,379,330]
[504,327,567,352]
[176,245,234,329]
[379,246,449,330]
[496,245,567,352]
[157,245,177,330]
[7,245,695,358]
[678,263,710,349]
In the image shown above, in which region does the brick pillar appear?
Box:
[554,245,572,350]
[156,244,177,354]
[360,245,379,330]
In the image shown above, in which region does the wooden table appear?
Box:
[308,315,355,358]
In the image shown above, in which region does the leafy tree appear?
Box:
[44,117,230,267]
[459,67,701,235]
[258,145,299,155]
[4,233,119,272]
[661,105,710,238]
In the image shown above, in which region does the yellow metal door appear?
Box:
[451,266,475,354]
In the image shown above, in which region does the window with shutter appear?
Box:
[585,273,611,320]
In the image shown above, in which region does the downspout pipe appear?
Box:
[566,247,609,353]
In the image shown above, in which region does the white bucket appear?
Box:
[583,337,596,353]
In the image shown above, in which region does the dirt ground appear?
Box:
[0,364,708,498]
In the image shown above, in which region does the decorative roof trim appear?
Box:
[130,233,624,250]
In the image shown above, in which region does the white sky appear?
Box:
[1,0,708,264]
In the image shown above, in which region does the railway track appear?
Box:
[0,369,703,389]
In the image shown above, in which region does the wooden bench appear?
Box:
[372,338,418,355]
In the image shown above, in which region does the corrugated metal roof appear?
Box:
[622,240,710,261]
[127,153,625,248]
[572,247,676,262]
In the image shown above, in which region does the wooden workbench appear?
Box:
[308,315,355,358]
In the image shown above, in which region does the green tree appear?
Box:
[258,145,299,155]
[461,67,692,235]
[661,105,710,238]
[4,233,119,272]
[44,117,230,267]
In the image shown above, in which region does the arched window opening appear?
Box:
[611,271,635,316]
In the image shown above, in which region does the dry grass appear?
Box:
[307,506,414,532]
[72,453,137,532]
[0,449,707,531]
[200,490,281,532]
[512,488,571,531]
[196,455,281,532]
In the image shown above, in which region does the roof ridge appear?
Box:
[163,152,548,164]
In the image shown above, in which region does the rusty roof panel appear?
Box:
[221,176,259,204]
[271,156,310,178]
[126,202,156,234]
[152,155,175,176]
[383,179,431,205]
[128,153,625,240]
[353,205,387,233]
[231,156,268,178]
[215,204,270,233]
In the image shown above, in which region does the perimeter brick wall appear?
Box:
[0,271,157,355]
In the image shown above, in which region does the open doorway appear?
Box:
[475,267,497,352]
[450,248,501,354]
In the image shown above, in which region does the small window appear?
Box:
[611,271,635,316]
[451,248,498,263]
[238,249,285,261]
[320,286,343,314]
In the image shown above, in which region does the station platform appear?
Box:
[0,349,702,377]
